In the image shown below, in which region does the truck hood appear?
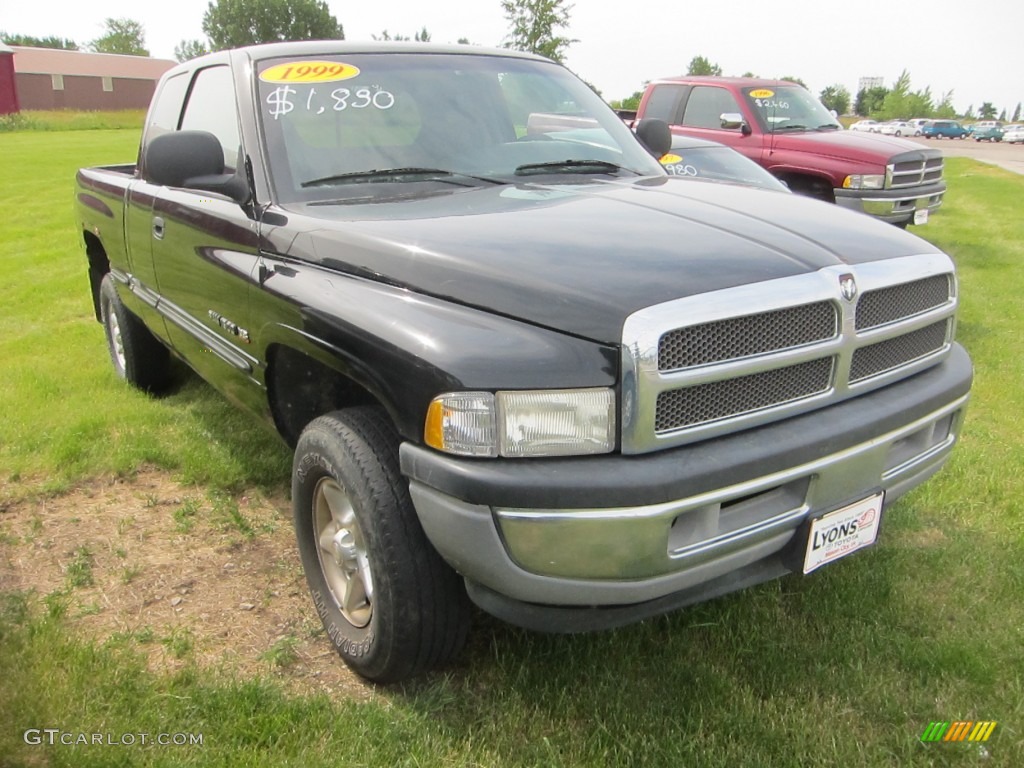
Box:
[765,129,940,169]
[266,177,940,343]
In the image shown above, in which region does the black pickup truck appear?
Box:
[75,41,972,682]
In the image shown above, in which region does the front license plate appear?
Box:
[803,493,884,574]
[914,208,929,225]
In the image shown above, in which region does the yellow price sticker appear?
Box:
[659,153,683,164]
[260,61,361,84]
[749,89,775,98]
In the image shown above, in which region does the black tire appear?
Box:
[99,274,171,392]
[292,407,471,683]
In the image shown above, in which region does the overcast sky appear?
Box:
[3,0,1020,116]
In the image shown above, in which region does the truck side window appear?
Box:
[682,86,742,130]
[145,72,190,142]
[642,85,686,125]
[180,65,241,170]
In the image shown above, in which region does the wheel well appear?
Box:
[776,173,835,204]
[266,345,380,447]
[83,231,110,322]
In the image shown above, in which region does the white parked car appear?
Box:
[879,121,913,137]
[849,119,879,132]
[908,118,930,136]
[1002,124,1024,144]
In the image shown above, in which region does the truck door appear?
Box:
[674,85,762,164]
[123,70,193,340]
[148,64,264,411]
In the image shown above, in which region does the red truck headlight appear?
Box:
[843,174,885,190]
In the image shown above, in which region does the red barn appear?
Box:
[0,43,19,114]
[11,46,175,111]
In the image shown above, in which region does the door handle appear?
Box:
[152,216,165,240]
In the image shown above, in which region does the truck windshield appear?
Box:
[256,52,664,202]
[743,85,841,133]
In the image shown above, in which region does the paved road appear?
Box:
[907,136,1024,176]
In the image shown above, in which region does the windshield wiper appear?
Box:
[301,167,503,188]
[513,159,637,177]
[816,124,842,130]
[771,124,809,132]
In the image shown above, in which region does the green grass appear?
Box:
[0,131,1022,766]
[0,129,291,498]
[0,109,145,132]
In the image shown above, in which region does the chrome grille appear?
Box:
[888,156,944,189]
[658,301,837,371]
[655,358,834,431]
[622,254,959,454]
[850,320,950,382]
[856,274,952,330]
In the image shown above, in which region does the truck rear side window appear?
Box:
[682,87,742,130]
[642,85,686,125]
[180,66,241,170]
[146,72,189,141]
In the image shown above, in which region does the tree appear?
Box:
[501,0,576,63]
[998,109,1007,122]
[89,18,149,56]
[819,84,851,116]
[174,39,209,62]
[686,55,721,76]
[855,86,888,117]
[934,91,957,119]
[1013,103,1021,122]
[905,86,934,119]
[203,0,343,51]
[777,76,807,89]
[0,32,78,49]
[978,102,997,119]
[610,88,645,112]
[374,27,431,42]
[877,70,934,119]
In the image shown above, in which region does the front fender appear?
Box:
[249,258,618,442]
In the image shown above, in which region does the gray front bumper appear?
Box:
[401,345,971,630]
[835,181,945,223]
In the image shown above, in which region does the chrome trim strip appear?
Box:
[666,506,808,566]
[156,298,257,373]
[115,270,257,373]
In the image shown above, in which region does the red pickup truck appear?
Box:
[634,77,945,226]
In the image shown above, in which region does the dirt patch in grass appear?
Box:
[0,470,373,701]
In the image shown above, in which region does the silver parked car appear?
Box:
[1002,124,1024,144]
[879,121,913,137]
[849,119,879,132]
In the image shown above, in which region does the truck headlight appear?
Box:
[843,174,885,190]
[425,388,616,458]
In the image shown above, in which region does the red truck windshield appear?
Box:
[743,85,841,132]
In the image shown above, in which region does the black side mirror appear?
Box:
[635,118,672,158]
[144,130,250,205]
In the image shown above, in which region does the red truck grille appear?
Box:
[888,156,944,189]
